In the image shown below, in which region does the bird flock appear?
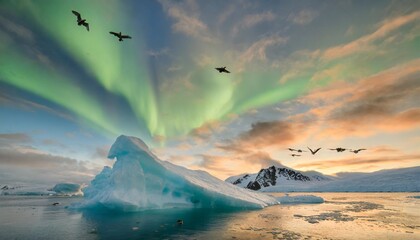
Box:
[288,147,366,157]
[71,10,366,159]
[72,10,131,41]
[72,10,229,72]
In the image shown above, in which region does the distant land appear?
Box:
[226,164,420,192]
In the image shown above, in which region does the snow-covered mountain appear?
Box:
[226,165,420,192]
[313,167,420,192]
[79,135,278,211]
[225,165,332,191]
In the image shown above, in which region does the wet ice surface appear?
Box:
[0,193,419,240]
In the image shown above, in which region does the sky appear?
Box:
[0,0,419,186]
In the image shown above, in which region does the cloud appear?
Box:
[345,25,355,36]
[212,59,420,173]
[236,35,288,71]
[288,9,318,25]
[292,59,420,138]
[196,151,283,180]
[321,60,420,137]
[218,116,313,154]
[241,35,288,62]
[93,145,110,159]
[147,48,169,57]
[232,11,276,35]
[242,11,276,28]
[0,15,34,42]
[217,2,235,25]
[370,145,401,154]
[0,133,31,143]
[0,147,101,185]
[0,92,75,121]
[42,139,66,148]
[189,120,223,140]
[239,121,296,146]
[275,11,419,86]
[159,0,215,43]
[322,10,420,60]
[168,155,198,165]
[294,154,420,170]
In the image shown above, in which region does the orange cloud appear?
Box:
[195,151,282,180]
[297,59,420,138]
[189,120,223,139]
[274,10,420,87]
[217,116,316,155]
[294,154,420,171]
[322,11,420,60]
[370,145,401,154]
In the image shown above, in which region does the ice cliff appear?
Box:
[80,135,278,211]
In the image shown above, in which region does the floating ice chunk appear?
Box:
[277,194,324,204]
[0,185,55,196]
[79,135,278,211]
[51,183,83,196]
[407,196,420,199]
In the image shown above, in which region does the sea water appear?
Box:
[0,193,419,240]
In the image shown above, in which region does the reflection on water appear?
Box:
[81,207,250,240]
[0,193,419,239]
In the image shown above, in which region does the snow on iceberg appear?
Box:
[80,135,278,211]
[276,194,324,204]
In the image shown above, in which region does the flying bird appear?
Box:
[307,147,322,155]
[291,154,301,157]
[329,148,346,152]
[72,10,89,31]
[288,148,306,152]
[350,149,366,154]
[109,31,132,41]
[215,66,230,73]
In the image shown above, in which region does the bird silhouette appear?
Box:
[72,10,89,31]
[288,148,306,152]
[329,148,346,152]
[215,66,230,73]
[307,147,321,155]
[109,31,132,41]
[291,154,301,157]
[350,149,366,154]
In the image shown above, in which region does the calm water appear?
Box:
[0,193,419,240]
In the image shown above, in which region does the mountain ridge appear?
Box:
[226,164,420,192]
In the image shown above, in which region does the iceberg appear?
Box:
[80,135,278,211]
[51,183,83,196]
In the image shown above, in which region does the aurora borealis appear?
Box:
[1,0,419,184]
